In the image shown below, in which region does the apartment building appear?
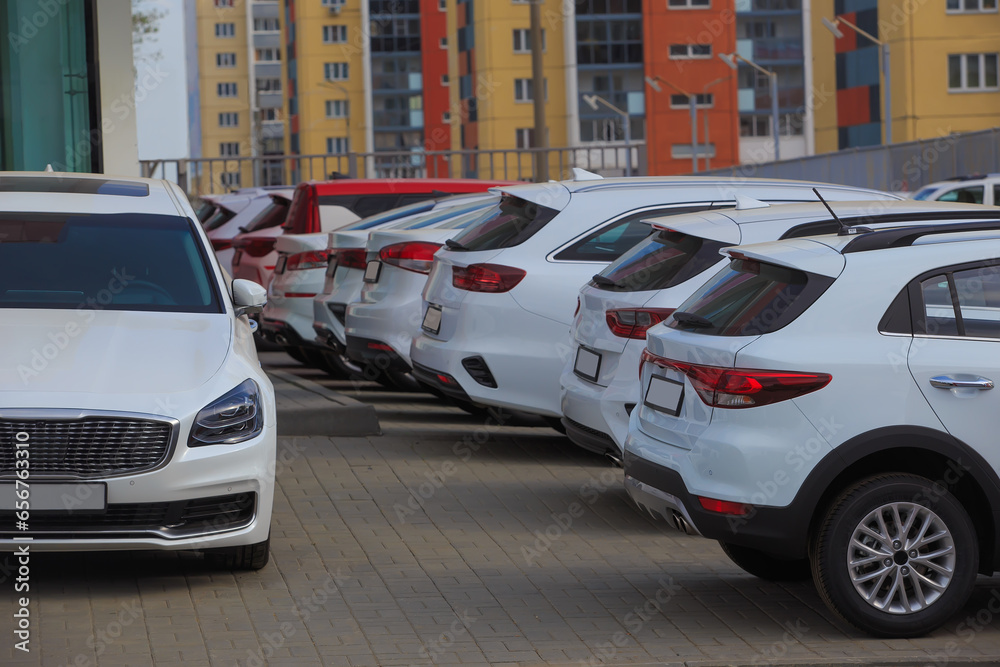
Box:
[187,0,286,191]
[811,0,999,151]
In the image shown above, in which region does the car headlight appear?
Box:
[188,379,264,446]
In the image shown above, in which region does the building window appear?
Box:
[442,111,451,123]
[514,78,547,102]
[325,62,349,81]
[743,20,777,38]
[740,115,771,136]
[327,137,350,153]
[214,23,235,38]
[220,142,240,157]
[515,128,535,148]
[669,93,714,108]
[217,82,238,97]
[947,0,997,11]
[326,99,349,118]
[220,172,242,188]
[253,18,280,32]
[256,77,281,92]
[214,0,233,7]
[441,74,449,85]
[668,0,711,6]
[219,112,239,127]
[669,44,712,59]
[948,53,999,92]
[255,48,281,62]
[576,18,642,65]
[440,37,447,48]
[323,25,348,43]
[216,52,236,68]
[512,29,546,53]
[261,109,281,122]
[439,0,447,9]
[322,0,346,6]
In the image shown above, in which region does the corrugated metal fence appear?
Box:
[701,128,1000,192]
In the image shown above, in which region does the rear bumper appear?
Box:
[261,318,323,350]
[562,415,617,456]
[346,335,411,373]
[412,361,474,404]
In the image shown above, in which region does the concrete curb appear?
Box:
[266,367,381,437]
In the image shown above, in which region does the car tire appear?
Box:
[811,473,978,637]
[719,542,811,581]
[208,534,270,571]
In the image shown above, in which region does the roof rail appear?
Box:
[842,218,1000,253]
[779,210,1000,241]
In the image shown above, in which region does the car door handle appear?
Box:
[930,375,994,390]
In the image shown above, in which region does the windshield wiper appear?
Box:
[591,274,623,289]
[238,225,250,233]
[445,238,470,251]
[672,311,713,328]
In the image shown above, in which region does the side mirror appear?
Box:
[232,279,267,319]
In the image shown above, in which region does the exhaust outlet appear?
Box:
[671,511,694,535]
[275,334,289,346]
[604,451,623,468]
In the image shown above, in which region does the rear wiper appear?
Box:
[672,311,713,328]
[238,225,250,233]
[445,238,470,251]
[591,274,623,288]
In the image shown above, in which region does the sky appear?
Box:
[135,0,190,163]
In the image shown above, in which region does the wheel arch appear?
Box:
[798,425,1000,575]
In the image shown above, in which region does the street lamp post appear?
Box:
[583,94,632,177]
[646,75,731,172]
[719,52,780,162]
[822,16,891,144]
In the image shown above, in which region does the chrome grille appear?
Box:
[0,418,174,478]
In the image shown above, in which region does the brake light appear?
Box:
[211,238,233,251]
[286,250,330,271]
[640,350,830,409]
[283,185,319,234]
[234,237,277,258]
[606,308,675,339]
[331,248,367,270]
[698,497,752,516]
[379,242,441,274]
[452,263,526,293]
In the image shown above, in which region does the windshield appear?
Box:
[447,194,559,251]
[243,198,291,232]
[0,213,221,313]
[912,187,941,201]
[668,258,832,336]
[594,229,726,292]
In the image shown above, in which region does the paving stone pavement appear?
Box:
[5,358,1000,666]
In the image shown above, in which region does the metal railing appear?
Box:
[141,144,644,197]
[702,127,1000,193]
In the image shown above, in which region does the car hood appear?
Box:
[0,310,231,405]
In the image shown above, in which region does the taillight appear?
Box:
[698,497,752,516]
[211,238,233,251]
[452,263,526,293]
[286,250,329,271]
[640,350,831,409]
[331,248,367,270]
[235,238,277,258]
[379,242,441,274]
[606,308,675,339]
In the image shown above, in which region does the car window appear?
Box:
[0,213,221,313]
[341,200,437,231]
[398,197,498,230]
[244,199,290,232]
[203,206,237,232]
[554,205,717,262]
[936,186,984,204]
[994,184,1000,206]
[918,266,1000,338]
[354,195,404,218]
[596,229,727,292]
[668,258,833,337]
[911,186,940,201]
[448,194,559,251]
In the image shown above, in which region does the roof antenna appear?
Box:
[813,187,871,236]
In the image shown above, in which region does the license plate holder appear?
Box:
[573,346,602,383]
[422,304,443,335]
[644,375,684,416]
[364,260,382,283]
[0,482,107,512]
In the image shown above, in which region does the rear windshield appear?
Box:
[0,213,221,313]
[667,258,832,336]
[341,200,437,231]
[244,198,291,232]
[391,197,498,231]
[911,187,940,201]
[594,230,727,292]
[194,200,217,223]
[203,205,237,232]
[447,194,559,251]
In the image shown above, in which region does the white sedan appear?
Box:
[0,172,275,569]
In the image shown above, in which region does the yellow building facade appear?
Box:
[812,0,999,153]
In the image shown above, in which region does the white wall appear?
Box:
[96,0,140,176]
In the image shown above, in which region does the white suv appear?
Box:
[624,209,1000,636]
[561,201,986,460]
[913,173,999,206]
[411,172,900,422]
